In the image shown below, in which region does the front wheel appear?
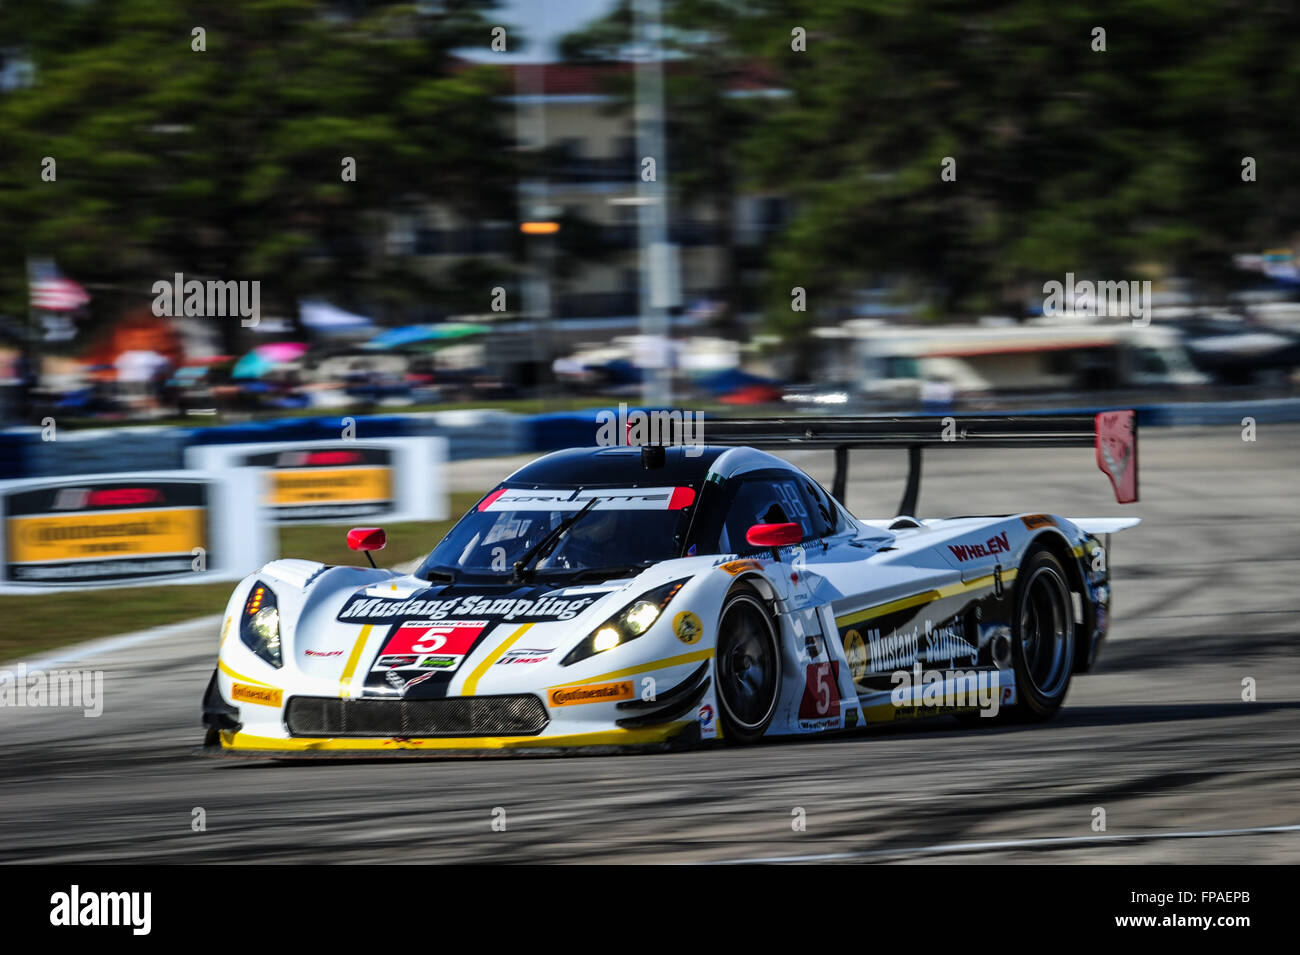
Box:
[1009,549,1076,720]
[715,588,782,743]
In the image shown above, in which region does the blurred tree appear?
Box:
[7,0,1300,373]
[745,0,1300,342]
[561,0,770,338]
[0,0,516,350]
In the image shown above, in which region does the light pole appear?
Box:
[634,0,676,408]
[516,42,553,405]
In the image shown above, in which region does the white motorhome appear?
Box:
[819,319,1208,401]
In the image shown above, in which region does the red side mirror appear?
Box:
[347,527,387,552]
[746,522,802,548]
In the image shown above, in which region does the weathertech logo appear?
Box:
[948,531,1010,562]
[547,681,634,707]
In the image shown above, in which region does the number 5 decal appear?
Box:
[410,628,450,653]
[798,661,841,719]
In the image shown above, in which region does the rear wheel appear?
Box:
[715,588,782,743]
[1009,549,1076,720]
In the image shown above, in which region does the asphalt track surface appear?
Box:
[1,425,1297,863]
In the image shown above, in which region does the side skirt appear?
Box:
[856,667,1017,724]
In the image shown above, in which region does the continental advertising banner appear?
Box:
[0,470,270,592]
[186,437,447,524]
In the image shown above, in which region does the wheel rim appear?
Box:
[717,595,779,730]
[1018,566,1072,699]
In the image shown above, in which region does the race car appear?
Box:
[199,411,1140,756]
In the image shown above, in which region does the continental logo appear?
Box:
[270,467,390,506]
[1021,514,1057,530]
[7,508,205,563]
[718,559,762,576]
[231,683,283,707]
[547,680,634,707]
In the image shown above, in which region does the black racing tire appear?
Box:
[714,586,782,744]
[1006,548,1076,721]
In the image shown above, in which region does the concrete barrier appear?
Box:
[9,426,188,477]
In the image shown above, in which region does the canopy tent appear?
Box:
[83,308,184,372]
[695,367,784,397]
[362,323,489,352]
[299,300,375,335]
[231,341,308,379]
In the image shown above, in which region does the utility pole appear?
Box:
[516,41,554,404]
[634,0,675,408]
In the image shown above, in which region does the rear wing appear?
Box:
[700,410,1138,515]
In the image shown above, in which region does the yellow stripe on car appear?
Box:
[221,721,692,752]
[218,660,272,687]
[338,624,374,698]
[835,570,1017,629]
[461,623,533,695]
[958,569,1016,594]
[837,589,941,627]
[550,647,715,688]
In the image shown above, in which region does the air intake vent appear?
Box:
[285,695,549,738]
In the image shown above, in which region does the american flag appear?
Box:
[29,259,90,311]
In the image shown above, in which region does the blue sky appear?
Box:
[460,0,616,62]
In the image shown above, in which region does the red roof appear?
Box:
[457,59,780,96]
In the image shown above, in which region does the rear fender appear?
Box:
[1024,526,1113,674]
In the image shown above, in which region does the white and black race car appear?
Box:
[200,411,1139,756]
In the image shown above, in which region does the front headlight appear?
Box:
[561,578,688,666]
[240,581,282,668]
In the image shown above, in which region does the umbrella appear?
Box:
[299,300,375,334]
[232,342,308,379]
[362,323,490,351]
[695,368,784,397]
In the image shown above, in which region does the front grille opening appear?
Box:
[285,694,550,738]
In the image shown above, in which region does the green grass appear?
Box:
[0,491,483,663]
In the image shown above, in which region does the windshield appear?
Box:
[417,485,698,581]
